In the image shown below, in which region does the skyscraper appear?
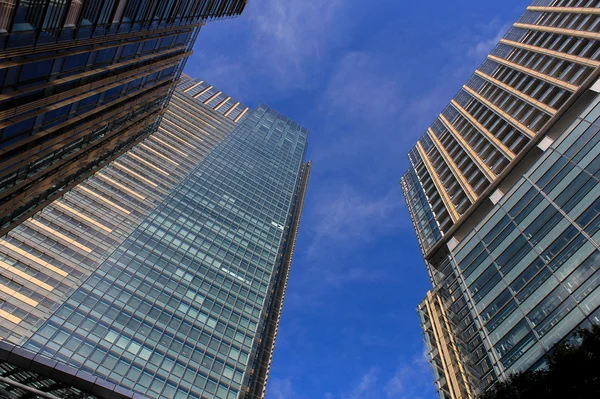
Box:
[0,77,311,399]
[0,0,247,238]
[401,2,600,398]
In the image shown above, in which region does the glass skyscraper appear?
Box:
[401,2,600,398]
[0,0,247,237]
[0,77,311,399]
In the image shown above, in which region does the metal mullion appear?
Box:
[44,0,62,35]
[153,0,168,24]
[133,0,150,26]
[23,0,40,26]
[84,0,100,25]
[199,0,213,18]
[166,0,182,24]
[55,1,71,35]
[90,0,108,31]
[208,0,218,17]
[56,0,73,36]
[73,0,94,37]
[145,0,162,27]
[173,0,187,21]
[159,0,175,23]
[34,0,52,40]
[186,24,200,52]
[107,0,123,27]
[215,0,227,16]
[97,0,118,29]
[6,0,21,36]
[123,0,139,25]
[188,0,204,19]
[137,0,153,26]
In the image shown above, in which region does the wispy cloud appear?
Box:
[250,0,344,89]
[466,19,512,63]
[309,49,411,184]
[267,378,298,399]
[284,184,404,298]
[394,18,514,137]
[384,352,434,399]
[321,353,435,399]
[190,0,356,103]
[310,184,402,249]
[349,367,380,399]
[322,51,402,123]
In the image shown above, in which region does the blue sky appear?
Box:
[185,1,530,397]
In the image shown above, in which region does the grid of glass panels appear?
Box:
[0,0,249,237]
[422,257,498,394]
[402,2,600,254]
[450,92,600,377]
[401,167,442,256]
[0,0,246,49]
[0,83,235,343]
[24,105,308,399]
[0,23,199,236]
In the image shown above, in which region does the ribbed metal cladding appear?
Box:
[0,0,248,237]
[401,0,600,257]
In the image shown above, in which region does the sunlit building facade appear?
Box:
[0,0,247,237]
[0,78,311,399]
[401,2,600,398]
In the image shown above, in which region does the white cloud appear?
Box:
[392,19,514,143]
[282,183,408,297]
[267,378,297,399]
[249,0,344,89]
[384,352,435,399]
[327,356,434,399]
[466,20,512,63]
[190,0,349,99]
[349,368,380,399]
[308,184,402,253]
[186,53,247,92]
[323,52,402,123]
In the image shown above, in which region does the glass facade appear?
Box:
[0,340,141,399]
[401,0,600,256]
[0,79,238,344]
[401,2,600,398]
[0,0,247,237]
[401,165,442,257]
[418,290,475,399]
[12,100,309,399]
[451,92,600,378]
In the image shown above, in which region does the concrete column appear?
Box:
[0,0,15,32]
[64,0,83,27]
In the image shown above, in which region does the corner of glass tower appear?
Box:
[0,75,312,399]
[0,0,248,238]
[401,1,600,398]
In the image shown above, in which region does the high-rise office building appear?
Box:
[0,77,311,399]
[0,0,247,238]
[401,2,600,398]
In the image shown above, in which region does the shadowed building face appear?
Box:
[0,0,247,237]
